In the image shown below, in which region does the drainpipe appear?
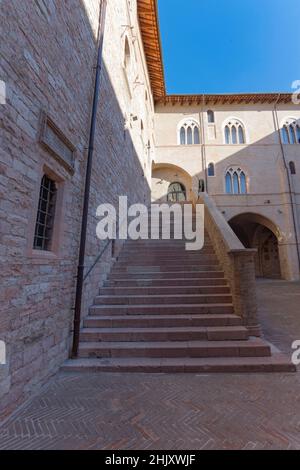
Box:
[72,0,108,358]
[199,94,208,192]
[273,93,300,275]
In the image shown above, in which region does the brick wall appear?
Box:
[0,0,153,419]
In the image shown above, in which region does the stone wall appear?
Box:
[0,0,153,419]
[199,194,260,337]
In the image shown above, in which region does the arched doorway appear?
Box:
[254,226,281,278]
[229,213,282,279]
[167,182,186,202]
[151,163,193,203]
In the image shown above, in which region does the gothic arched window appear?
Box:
[225,168,247,195]
[178,119,200,145]
[208,162,215,177]
[281,118,300,144]
[224,119,246,144]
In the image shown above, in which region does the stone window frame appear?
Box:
[281,117,300,145]
[222,117,247,145]
[177,118,201,145]
[224,166,248,195]
[28,162,66,260]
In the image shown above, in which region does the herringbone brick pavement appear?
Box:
[0,280,299,450]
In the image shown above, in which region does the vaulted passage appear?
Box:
[229,213,282,279]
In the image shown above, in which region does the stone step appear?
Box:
[118,250,217,264]
[94,293,232,305]
[99,285,231,295]
[124,241,213,247]
[109,271,225,280]
[80,326,249,342]
[84,314,243,328]
[120,246,215,254]
[104,278,228,287]
[121,246,215,252]
[90,303,234,316]
[115,256,219,265]
[77,338,271,359]
[112,265,221,273]
[62,354,296,373]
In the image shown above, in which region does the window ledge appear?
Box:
[30,249,60,260]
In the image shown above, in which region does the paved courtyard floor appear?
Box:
[0,280,300,450]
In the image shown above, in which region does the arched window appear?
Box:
[224,119,246,144]
[187,126,193,145]
[167,182,186,202]
[225,168,247,195]
[289,161,296,175]
[207,110,215,123]
[208,162,215,177]
[180,127,185,145]
[178,119,200,145]
[282,118,300,144]
[225,126,230,144]
[124,37,131,72]
[238,125,245,144]
[194,126,200,144]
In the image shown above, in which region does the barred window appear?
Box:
[167,182,186,202]
[33,175,57,251]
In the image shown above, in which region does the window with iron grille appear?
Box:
[33,175,57,251]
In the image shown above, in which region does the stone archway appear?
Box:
[229,213,282,279]
[151,163,194,203]
[253,225,281,278]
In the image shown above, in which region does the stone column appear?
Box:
[229,249,261,337]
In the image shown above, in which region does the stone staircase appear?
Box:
[63,230,295,373]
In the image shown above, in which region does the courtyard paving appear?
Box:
[0,280,300,450]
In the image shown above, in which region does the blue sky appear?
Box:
[157,0,300,94]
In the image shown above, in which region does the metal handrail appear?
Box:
[83,239,112,282]
[83,211,129,282]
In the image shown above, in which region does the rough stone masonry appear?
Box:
[0,0,153,419]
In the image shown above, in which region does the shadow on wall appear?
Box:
[151,122,300,281]
[0,0,151,421]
